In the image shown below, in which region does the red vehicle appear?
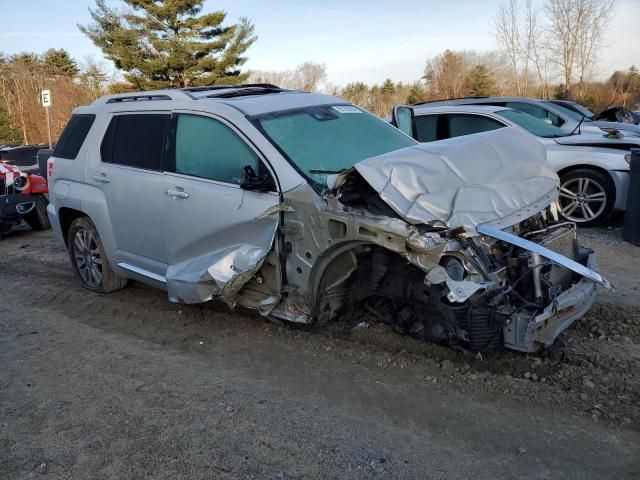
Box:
[0,162,50,233]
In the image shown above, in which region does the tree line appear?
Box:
[1,0,638,144]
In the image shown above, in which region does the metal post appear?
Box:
[44,106,52,149]
[623,148,640,246]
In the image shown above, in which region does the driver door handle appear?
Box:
[93,174,110,184]
[166,188,189,199]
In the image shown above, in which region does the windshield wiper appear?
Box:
[570,114,586,135]
[309,168,346,174]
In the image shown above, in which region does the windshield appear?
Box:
[544,101,593,122]
[254,104,417,189]
[553,101,594,118]
[497,109,570,137]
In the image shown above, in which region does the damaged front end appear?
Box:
[303,199,607,353]
[297,129,611,353]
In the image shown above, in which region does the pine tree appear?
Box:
[406,83,426,105]
[463,65,496,97]
[43,49,79,77]
[79,0,256,89]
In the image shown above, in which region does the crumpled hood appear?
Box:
[338,128,559,230]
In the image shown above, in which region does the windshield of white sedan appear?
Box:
[255,104,417,188]
[497,109,570,138]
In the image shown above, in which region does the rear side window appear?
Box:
[414,115,439,142]
[504,102,564,127]
[101,114,169,170]
[53,114,95,159]
[446,114,505,138]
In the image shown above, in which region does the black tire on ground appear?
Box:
[23,195,51,231]
[67,216,128,293]
[558,169,616,227]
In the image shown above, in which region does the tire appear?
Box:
[23,195,51,231]
[67,216,128,293]
[557,169,615,227]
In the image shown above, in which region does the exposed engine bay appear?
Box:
[313,206,598,353]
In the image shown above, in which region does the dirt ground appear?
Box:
[1,222,639,479]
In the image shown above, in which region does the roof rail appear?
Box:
[181,83,281,93]
[92,89,194,105]
[412,96,489,106]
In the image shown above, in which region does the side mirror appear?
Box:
[392,105,416,138]
[240,165,273,192]
[542,118,553,125]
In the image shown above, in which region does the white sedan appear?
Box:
[391,104,632,226]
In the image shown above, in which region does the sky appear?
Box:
[0,0,638,87]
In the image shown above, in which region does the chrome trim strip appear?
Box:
[117,262,166,283]
[477,224,613,290]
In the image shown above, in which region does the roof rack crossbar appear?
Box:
[93,89,194,105]
[181,83,281,93]
[105,94,172,104]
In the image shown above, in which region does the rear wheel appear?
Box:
[67,216,128,293]
[558,169,615,227]
[23,195,51,231]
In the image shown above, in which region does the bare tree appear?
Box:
[545,0,615,98]
[575,0,615,97]
[494,0,525,95]
[294,62,327,92]
[521,0,553,98]
[248,62,327,92]
[423,50,471,98]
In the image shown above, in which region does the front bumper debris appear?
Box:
[503,250,599,352]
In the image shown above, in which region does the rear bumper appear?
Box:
[46,202,64,244]
[503,250,599,352]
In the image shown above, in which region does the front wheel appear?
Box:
[557,169,615,227]
[67,216,128,293]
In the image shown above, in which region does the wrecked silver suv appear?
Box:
[47,85,610,353]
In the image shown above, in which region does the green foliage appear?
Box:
[79,0,257,89]
[0,105,21,144]
[405,83,426,104]
[464,65,496,97]
[381,78,396,97]
[43,49,79,77]
[554,83,568,100]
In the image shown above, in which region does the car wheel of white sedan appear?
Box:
[558,169,615,227]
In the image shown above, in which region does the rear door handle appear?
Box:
[166,188,189,199]
[93,174,110,184]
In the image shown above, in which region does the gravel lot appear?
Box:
[1,222,639,479]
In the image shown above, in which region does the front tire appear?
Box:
[67,216,128,293]
[557,169,615,227]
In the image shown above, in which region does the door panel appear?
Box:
[162,112,281,304]
[89,113,170,274]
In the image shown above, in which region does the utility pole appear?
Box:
[41,90,52,148]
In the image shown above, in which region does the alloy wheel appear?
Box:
[558,177,607,223]
[73,228,103,288]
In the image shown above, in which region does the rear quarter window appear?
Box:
[101,114,170,170]
[52,114,96,159]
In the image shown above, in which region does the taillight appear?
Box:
[47,159,54,179]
